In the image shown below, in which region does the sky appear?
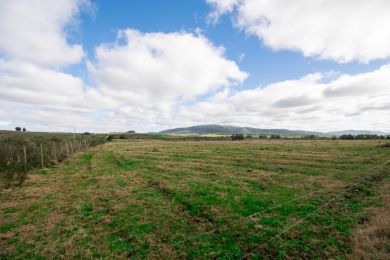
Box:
[0,0,390,133]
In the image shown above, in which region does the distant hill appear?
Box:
[159,124,323,136]
[159,125,390,136]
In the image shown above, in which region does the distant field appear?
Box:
[0,139,389,258]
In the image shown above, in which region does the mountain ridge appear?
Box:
[159,124,389,136]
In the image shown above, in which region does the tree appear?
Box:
[231,133,244,141]
[15,127,21,132]
[339,134,354,140]
[22,128,26,132]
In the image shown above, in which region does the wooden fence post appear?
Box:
[66,142,69,155]
[53,143,57,160]
[23,146,27,173]
[40,144,44,168]
[70,142,73,154]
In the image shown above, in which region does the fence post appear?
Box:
[23,146,27,173]
[70,142,73,154]
[53,143,57,160]
[40,144,44,168]
[66,142,69,155]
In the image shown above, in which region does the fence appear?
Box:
[0,134,106,188]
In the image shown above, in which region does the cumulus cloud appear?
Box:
[0,23,248,132]
[88,29,247,101]
[1,0,389,133]
[206,0,240,24]
[207,0,390,63]
[179,65,390,131]
[0,60,112,112]
[0,0,88,67]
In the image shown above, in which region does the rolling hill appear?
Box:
[159,124,389,136]
[159,124,323,136]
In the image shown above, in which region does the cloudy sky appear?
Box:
[0,0,389,133]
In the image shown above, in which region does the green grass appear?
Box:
[0,139,389,258]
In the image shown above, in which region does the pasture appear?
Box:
[1,139,389,258]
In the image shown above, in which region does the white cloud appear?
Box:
[0,60,112,112]
[0,27,248,132]
[88,29,248,101]
[206,0,240,24]
[1,0,389,133]
[207,0,390,63]
[0,0,88,67]
[179,65,390,132]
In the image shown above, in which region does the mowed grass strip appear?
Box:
[0,139,389,258]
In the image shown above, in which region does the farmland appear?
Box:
[0,139,389,258]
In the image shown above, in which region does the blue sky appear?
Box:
[75,0,388,87]
[0,0,390,132]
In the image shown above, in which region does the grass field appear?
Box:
[1,139,389,258]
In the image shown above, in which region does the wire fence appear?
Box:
[0,135,106,188]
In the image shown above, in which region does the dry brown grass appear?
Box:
[1,139,389,258]
[349,180,390,260]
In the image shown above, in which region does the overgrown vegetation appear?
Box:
[0,131,107,188]
[0,139,389,258]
